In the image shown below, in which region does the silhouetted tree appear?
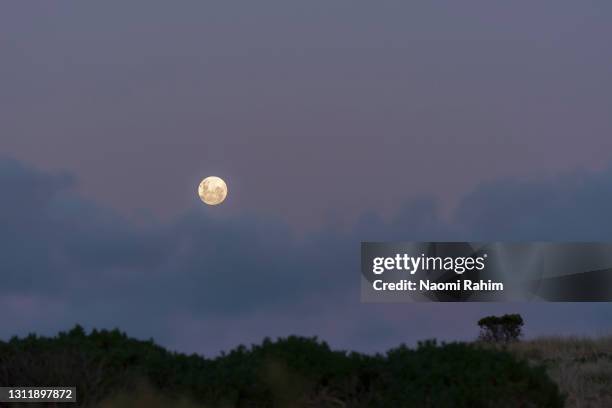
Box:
[478,314,524,343]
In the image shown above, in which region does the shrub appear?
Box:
[478,314,524,343]
[0,325,562,407]
[383,339,562,407]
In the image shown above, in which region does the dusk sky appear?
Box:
[1,2,611,355]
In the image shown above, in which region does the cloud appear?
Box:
[455,166,612,240]
[0,158,610,354]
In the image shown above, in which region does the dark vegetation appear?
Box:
[0,320,562,408]
[477,314,524,343]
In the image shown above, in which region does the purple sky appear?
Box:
[3,1,612,227]
[1,2,611,354]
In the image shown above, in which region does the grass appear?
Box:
[507,336,612,408]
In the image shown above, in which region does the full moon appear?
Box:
[198,176,228,205]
